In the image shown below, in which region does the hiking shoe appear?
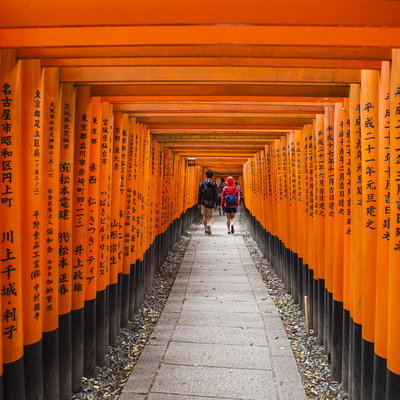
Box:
[206,225,211,235]
[231,225,234,234]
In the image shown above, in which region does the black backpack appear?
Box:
[201,179,216,208]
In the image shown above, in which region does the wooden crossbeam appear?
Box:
[2,0,400,27]
[17,45,392,61]
[60,66,360,83]
[2,26,400,48]
[40,57,381,70]
[151,130,288,135]
[91,85,349,98]
[164,142,267,148]
[115,103,327,113]
[149,124,305,130]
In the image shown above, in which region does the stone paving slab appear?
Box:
[164,341,272,369]
[151,364,277,400]
[123,345,168,394]
[188,273,249,282]
[184,291,256,302]
[272,355,310,400]
[182,299,260,313]
[171,324,268,346]
[186,280,253,291]
[146,394,242,400]
[119,394,146,400]
[121,215,306,400]
[178,310,264,328]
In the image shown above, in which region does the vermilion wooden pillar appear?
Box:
[41,67,61,400]
[360,69,379,400]
[387,48,400,400]
[71,86,91,391]
[0,49,24,400]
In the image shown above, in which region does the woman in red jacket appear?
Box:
[221,176,240,234]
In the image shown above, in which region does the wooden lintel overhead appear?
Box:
[177,151,259,157]
[134,113,317,120]
[156,136,281,142]
[151,130,288,135]
[17,45,392,61]
[179,157,257,161]
[91,84,349,98]
[41,57,381,70]
[2,25,400,48]
[185,156,249,160]
[140,116,312,125]
[2,0,400,28]
[148,124,304,130]
[165,142,267,148]
[60,66,360,84]
[113,103,326,113]
[148,125,303,131]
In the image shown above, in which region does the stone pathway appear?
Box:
[120,214,307,400]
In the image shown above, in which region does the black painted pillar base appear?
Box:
[373,354,386,400]
[3,357,25,400]
[24,341,44,400]
[71,308,84,392]
[83,299,96,377]
[312,273,319,337]
[116,274,122,335]
[331,299,343,381]
[104,287,109,354]
[129,262,137,321]
[297,257,304,313]
[121,273,130,328]
[59,313,71,400]
[386,369,400,400]
[135,261,142,314]
[307,269,314,328]
[317,279,325,344]
[324,290,333,358]
[350,320,362,400]
[43,329,59,400]
[108,283,118,346]
[0,376,4,400]
[342,309,350,393]
[95,290,106,366]
[361,338,375,400]
[138,260,145,310]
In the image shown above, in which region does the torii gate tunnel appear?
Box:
[1,1,400,399]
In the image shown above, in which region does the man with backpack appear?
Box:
[198,170,218,235]
[221,176,240,234]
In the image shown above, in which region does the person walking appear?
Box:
[198,170,218,235]
[216,177,225,215]
[221,176,240,234]
[235,180,243,207]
